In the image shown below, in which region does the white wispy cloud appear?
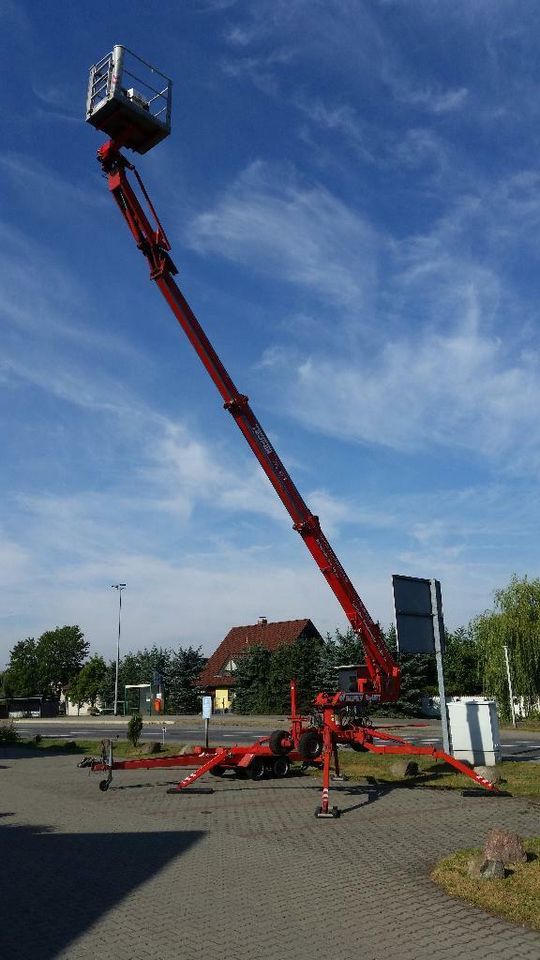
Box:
[188,155,540,470]
[390,80,468,115]
[269,287,540,467]
[188,160,378,309]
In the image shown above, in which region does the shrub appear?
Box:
[0,720,19,743]
[127,713,143,748]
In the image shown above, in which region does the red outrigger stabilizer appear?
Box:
[85,681,502,811]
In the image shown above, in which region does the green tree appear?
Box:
[371,626,437,718]
[318,627,364,693]
[120,646,171,689]
[443,625,482,696]
[167,646,206,713]
[68,655,108,712]
[113,646,171,713]
[471,575,540,719]
[267,634,326,713]
[3,638,40,697]
[95,645,206,714]
[233,646,273,714]
[36,626,89,699]
[96,659,117,709]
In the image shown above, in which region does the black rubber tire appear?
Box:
[298,729,323,760]
[209,766,225,777]
[272,756,290,778]
[269,729,292,756]
[350,742,369,753]
[99,779,110,792]
[249,756,267,781]
[235,767,249,779]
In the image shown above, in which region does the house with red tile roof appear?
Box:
[199,617,322,711]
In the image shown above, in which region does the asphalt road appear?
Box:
[12,718,540,760]
[12,720,266,745]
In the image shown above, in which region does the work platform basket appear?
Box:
[86,45,172,154]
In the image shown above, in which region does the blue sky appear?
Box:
[1,1,539,666]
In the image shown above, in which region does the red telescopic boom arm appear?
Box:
[98,141,400,702]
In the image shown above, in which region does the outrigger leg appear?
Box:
[166,748,229,794]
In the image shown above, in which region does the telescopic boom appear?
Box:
[96,140,399,702]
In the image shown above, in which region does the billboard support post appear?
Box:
[431,579,451,755]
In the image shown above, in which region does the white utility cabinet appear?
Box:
[447,699,502,765]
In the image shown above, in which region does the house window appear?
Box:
[218,658,237,676]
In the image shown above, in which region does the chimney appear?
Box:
[258,616,268,625]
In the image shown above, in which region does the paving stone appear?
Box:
[1,752,540,959]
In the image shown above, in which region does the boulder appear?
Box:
[390,759,419,778]
[468,853,489,878]
[467,854,505,879]
[482,859,505,879]
[140,741,161,755]
[484,828,526,866]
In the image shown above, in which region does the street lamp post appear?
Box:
[111,583,126,716]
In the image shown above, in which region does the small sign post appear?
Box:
[202,695,212,749]
[392,574,451,755]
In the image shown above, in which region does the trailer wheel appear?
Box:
[99,779,110,792]
[249,756,266,781]
[350,742,368,753]
[269,729,292,755]
[272,756,290,778]
[209,766,225,777]
[298,729,323,760]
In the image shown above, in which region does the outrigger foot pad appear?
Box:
[315,806,340,818]
[166,787,215,795]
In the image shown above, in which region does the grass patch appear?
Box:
[500,719,540,732]
[334,750,540,799]
[432,838,540,930]
[6,737,186,759]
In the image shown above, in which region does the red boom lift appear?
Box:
[84,48,500,815]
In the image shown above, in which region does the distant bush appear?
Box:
[127,713,143,748]
[0,720,19,743]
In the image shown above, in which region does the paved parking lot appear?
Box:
[2,748,540,960]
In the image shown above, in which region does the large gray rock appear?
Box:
[468,854,505,879]
[484,828,526,866]
[482,859,505,879]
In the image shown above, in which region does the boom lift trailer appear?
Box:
[86,48,501,815]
